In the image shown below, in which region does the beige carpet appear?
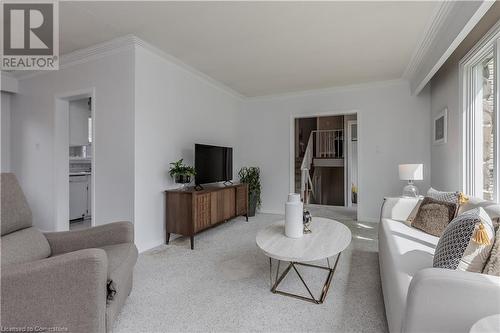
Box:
[114,206,387,332]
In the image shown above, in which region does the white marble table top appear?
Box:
[256,217,352,262]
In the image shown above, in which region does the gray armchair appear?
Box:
[1,173,138,332]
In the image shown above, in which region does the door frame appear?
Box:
[346,120,358,207]
[289,109,358,208]
[54,87,96,231]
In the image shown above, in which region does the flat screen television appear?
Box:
[195,144,233,185]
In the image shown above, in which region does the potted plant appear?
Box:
[169,159,196,184]
[238,167,261,217]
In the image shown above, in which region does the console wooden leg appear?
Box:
[190,236,194,250]
[166,232,170,244]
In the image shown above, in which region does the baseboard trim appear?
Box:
[258,210,284,215]
[137,238,164,253]
[359,216,380,223]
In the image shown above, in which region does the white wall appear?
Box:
[133,45,241,251]
[430,3,500,191]
[10,48,135,231]
[239,81,431,221]
[1,92,11,172]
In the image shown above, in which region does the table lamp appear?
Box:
[399,164,423,197]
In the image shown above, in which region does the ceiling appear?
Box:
[56,1,438,97]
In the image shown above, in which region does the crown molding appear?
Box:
[12,34,245,100]
[13,35,136,80]
[402,1,455,80]
[132,37,245,100]
[246,78,407,102]
[408,0,495,95]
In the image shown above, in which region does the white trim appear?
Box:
[347,120,358,207]
[54,88,96,231]
[133,37,245,100]
[137,238,164,254]
[360,217,379,224]
[14,35,136,80]
[258,210,285,215]
[412,1,495,95]
[403,1,455,79]
[13,35,245,100]
[460,21,500,200]
[249,79,405,102]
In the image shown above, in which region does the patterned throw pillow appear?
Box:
[427,188,469,217]
[411,197,457,237]
[433,207,495,273]
[427,188,461,204]
[483,226,500,276]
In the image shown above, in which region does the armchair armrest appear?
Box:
[1,249,108,333]
[403,268,500,333]
[45,221,134,255]
[381,197,420,221]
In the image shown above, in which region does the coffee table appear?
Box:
[256,217,351,304]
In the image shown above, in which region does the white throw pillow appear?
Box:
[433,207,495,273]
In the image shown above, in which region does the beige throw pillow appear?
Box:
[411,197,457,237]
[406,199,423,225]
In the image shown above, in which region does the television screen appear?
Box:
[195,144,233,185]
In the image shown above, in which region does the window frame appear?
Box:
[460,21,500,201]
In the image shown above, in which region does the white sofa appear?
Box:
[379,196,500,333]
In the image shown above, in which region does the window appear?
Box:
[462,24,500,201]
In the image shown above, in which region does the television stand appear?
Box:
[194,184,204,191]
[165,183,249,249]
[223,180,233,186]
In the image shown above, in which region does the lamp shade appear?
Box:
[399,164,423,181]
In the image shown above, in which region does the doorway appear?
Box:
[292,112,358,210]
[54,88,95,231]
[69,97,93,230]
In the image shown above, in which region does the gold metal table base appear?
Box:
[268,253,341,304]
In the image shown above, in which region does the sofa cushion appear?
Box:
[433,208,495,273]
[458,197,500,222]
[411,197,457,237]
[1,173,33,236]
[99,243,138,302]
[379,218,438,333]
[1,227,51,265]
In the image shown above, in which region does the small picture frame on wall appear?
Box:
[433,108,447,145]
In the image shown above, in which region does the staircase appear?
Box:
[299,129,344,204]
[295,158,302,194]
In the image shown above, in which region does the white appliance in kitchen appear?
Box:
[69,173,91,220]
[69,97,92,224]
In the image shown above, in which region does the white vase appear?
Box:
[285,193,303,238]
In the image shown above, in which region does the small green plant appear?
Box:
[169,159,196,178]
[238,167,261,208]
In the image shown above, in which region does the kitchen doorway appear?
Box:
[54,88,95,231]
[69,97,93,230]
